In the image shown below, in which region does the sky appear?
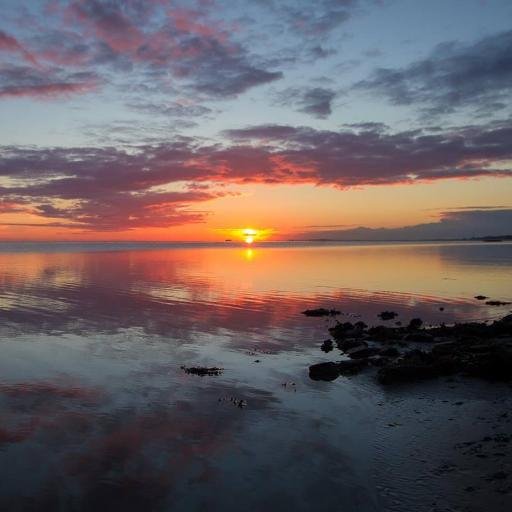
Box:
[0,0,511,241]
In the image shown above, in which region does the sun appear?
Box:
[243,228,257,244]
[217,227,274,244]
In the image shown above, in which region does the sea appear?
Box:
[0,241,511,511]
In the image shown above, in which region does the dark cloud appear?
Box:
[224,119,512,186]
[30,30,92,66]
[276,87,337,118]
[33,190,216,231]
[63,0,282,98]
[1,1,282,102]
[357,30,512,116]
[0,118,511,231]
[293,209,512,241]
[0,141,224,231]
[0,29,38,65]
[169,38,283,97]
[0,64,98,99]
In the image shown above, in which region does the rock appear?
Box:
[321,339,334,352]
[309,362,340,381]
[378,311,398,321]
[408,318,423,330]
[464,342,500,354]
[303,308,340,317]
[379,347,400,357]
[405,331,434,342]
[500,314,512,325]
[486,471,508,481]
[181,366,223,376]
[330,322,365,340]
[485,300,511,306]
[367,325,400,341]
[338,359,368,375]
[347,345,380,359]
[337,339,368,352]
[377,349,459,384]
[465,346,512,380]
[431,341,459,355]
[369,356,391,367]
[312,313,512,385]
[329,322,354,339]
[475,295,488,300]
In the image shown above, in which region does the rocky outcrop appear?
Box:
[310,314,512,385]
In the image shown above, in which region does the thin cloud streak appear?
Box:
[293,209,512,241]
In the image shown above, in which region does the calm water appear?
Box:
[0,241,511,511]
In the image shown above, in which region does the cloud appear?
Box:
[0,140,227,231]
[0,30,38,65]
[276,87,336,118]
[307,45,337,60]
[292,208,512,240]
[1,1,283,102]
[62,0,282,98]
[0,65,98,99]
[263,0,358,36]
[357,30,512,116]
[30,30,91,66]
[31,190,217,231]
[224,119,512,186]
[0,81,97,98]
[169,38,283,97]
[0,118,511,231]
[128,100,213,118]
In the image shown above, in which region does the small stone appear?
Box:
[378,311,398,321]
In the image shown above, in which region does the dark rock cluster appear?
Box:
[309,314,512,384]
[302,308,341,317]
[181,365,224,376]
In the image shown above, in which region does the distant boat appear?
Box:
[225,239,232,242]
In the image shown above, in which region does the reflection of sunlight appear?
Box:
[244,235,254,244]
[244,248,254,261]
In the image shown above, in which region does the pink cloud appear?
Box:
[0,80,98,99]
[0,30,38,66]
[65,0,146,53]
[1,119,511,231]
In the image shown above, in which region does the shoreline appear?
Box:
[304,310,512,510]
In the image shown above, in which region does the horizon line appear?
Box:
[0,235,511,244]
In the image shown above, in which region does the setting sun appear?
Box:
[217,227,274,244]
[243,228,257,244]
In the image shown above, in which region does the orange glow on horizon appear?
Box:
[243,228,256,244]
[218,227,274,244]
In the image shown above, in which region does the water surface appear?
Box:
[0,241,511,511]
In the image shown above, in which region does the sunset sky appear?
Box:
[1,0,511,241]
